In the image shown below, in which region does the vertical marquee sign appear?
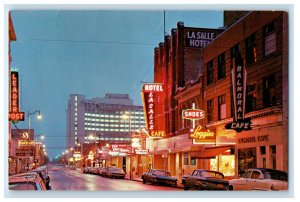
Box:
[141,83,166,138]
[225,53,252,132]
[9,71,25,121]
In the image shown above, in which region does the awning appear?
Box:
[190,146,233,159]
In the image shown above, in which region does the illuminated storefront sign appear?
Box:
[185,28,219,48]
[18,140,35,147]
[149,131,166,138]
[189,125,216,144]
[225,52,252,132]
[141,83,164,137]
[9,71,25,121]
[16,149,34,156]
[182,109,205,120]
[135,149,149,155]
[88,151,94,160]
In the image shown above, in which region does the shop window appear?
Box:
[184,152,189,165]
[264,22,276,56]
[246,84,257,112]
[190,157,196,165]
[246,33,257,66]
[218,95,226,120]
[260,146,266,155]
[207,60,214,85]
[218,52,226,80]
[263,74,277,108]
[207,99,214,123]
[231,44,240,69]
[238,148,257,176]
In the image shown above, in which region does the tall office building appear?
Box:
[66,93,145,149]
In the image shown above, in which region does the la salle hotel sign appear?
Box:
[185,28,220,48]
[9,71,25,121]
[141,83,165,138]
[225,53,252,132]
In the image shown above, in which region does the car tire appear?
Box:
[184,185,188,191]
[143,179,146,184]
[228,185,233,191]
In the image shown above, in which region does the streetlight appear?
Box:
[26,110,42,171]
[121,111,133,180]
[34,133,45,168]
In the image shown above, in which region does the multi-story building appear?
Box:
[66,93,146,170]
[148,11,288,179]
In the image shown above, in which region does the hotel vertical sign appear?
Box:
[225,53,252,132]
[141,83,165,138]
[9,71,25,121]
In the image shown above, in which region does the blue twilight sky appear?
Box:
[10,10,223,159]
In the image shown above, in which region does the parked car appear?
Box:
[98,167,106,176]
[9,172,47,191]
[183,169,229,190]
[101,166,116,177]
[83,167,91,174]
[228,168,288,191]
[141,169,177,186]
[31,166,51,190]
[106,167,126,179]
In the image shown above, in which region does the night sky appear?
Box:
[9,9,223,159]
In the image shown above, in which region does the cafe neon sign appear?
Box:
[189,125,216,144]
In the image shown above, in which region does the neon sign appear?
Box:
[189,125,216,144]
[141,83,164,137]
[9,71,24,121]
[182,109,205,120]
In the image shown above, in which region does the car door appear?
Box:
[235,170,253,190]
[250,170,270,190]
[186,170,199,188]
[246,170,262,190]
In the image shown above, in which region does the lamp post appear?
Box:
[121,111,132,180]
[34,133,44,168]
[26,110,42,171]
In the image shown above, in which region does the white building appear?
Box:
[66,93,145,149]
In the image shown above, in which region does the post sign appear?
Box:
[225,52,252,132]
[141,83,164,138]
[182,109,205,120]
[189,125,216,144]
[184,28,220,48]
[9,71,25,121]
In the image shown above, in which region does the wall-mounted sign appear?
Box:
[182,109,205,120]
[189,125,216,144]
[16,149,34,156]
[21,132,29,140]
[184,28,220,48]
[149,131,166,138]
[18,140,35,147]
[135,149,149,155]
[225,52,252,132]
[9,71,25,121]
[141,83,164,137]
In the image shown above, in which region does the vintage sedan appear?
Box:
[31,167,51,190]
[229,168,288,191]
[141,169,177,186]
[106,167,126,179]
[183,169,229,190]
[9,172,47,191]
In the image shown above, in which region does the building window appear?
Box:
[263,74,277,108]
[264,22,276,56]
[238,148,257,176]
[207,60,214,85]
[207,99,214,123]
[270,145,276,169]
[190,157,196,165]
[218,95,226,120]
[184,152,189,165]
[246,33,257,65]
[246,83,257,112]
[218,52,226,80]
[231,44,240,69]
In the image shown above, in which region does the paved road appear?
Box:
[48,164,182,191]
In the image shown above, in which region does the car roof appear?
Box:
[151,169,169,172]
[249,168,287,174]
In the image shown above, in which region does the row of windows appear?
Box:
[207,22,276,86]
[84,118,144,122]
[85,112,144,117]
[85,123,144,128]
[84,127,140,132]
[84,137,130,142]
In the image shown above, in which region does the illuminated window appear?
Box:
[263,74,277,108]
[184,152,189,165]
[75,102,77,107]
[246,83,257,112]
[246,33,257,65]
[75,96,77,101]
[190,157,196,165]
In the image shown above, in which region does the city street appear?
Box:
[48,164,182,191]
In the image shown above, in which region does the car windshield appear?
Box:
[263,171,288,181]
[9,182,37,190]
[200,171,223,179]
[152,170,170,176]
[110,168,124,173]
